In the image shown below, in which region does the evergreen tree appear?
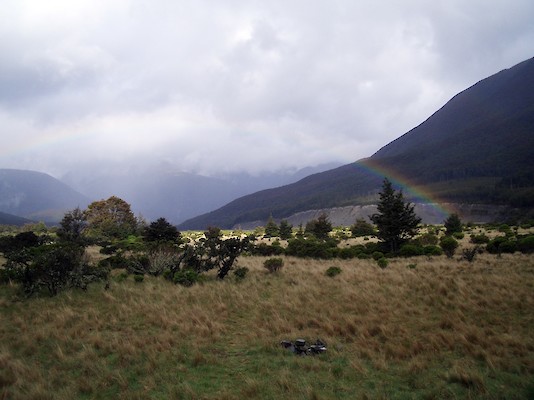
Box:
[144,217,181,244]
[264,215,279,238]
[279,220,293,240]
[444,213,463,235]
[305,213,333,240]
[370,178,421,253]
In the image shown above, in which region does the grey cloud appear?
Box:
[0,0,533,177]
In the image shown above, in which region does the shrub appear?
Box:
[376,258,388,269]
[6,243,108,297]
[233,266,249,281]
[417,233,438,246]
[372,251,385,260]
[440,236,459,258]
[423,245,443,256]
[285,238,337,259]
[264,258,284,273]
[470,234,490,244]
[173,269,199,287]
[398,244,424,257]
[487,236,517,254]
[462,247,479,262]
[452,232,465,240]
[133,274,144,283]
[350,219,375,237]
[325,266,342,277]
[250,242,284,256]
[517,236,534,254]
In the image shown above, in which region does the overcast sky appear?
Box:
[1,0,533,178]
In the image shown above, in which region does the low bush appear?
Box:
[325,266,342,277]
[470,234,490,244]
[264,258,284,273]
[372,251,385,260]
[398,244,424,257]
[133,274,144,283]
[423,245,443,256]
[173,269,200,287]
[452,232,465,240]
[487,236,517,254]
[517,236,534,254]
[462,247,479,263]
[233,266,249,281]
[440,236,459,258]
[376,258,388,269]
[417,233,439,246]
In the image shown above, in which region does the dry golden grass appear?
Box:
[1,252,533,399]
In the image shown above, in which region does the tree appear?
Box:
[57,207,87,244]
[279,220,293,240]
[350,218,376,237]
[370,178,421,253]
[264,216,279,238]
[85,196,137,240]
[444,213,463,235]
[144,217,181,244]
[305,213,332,240]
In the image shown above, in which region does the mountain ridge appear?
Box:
[179,57,534,230]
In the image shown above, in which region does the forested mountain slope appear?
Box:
[180,57,534,229]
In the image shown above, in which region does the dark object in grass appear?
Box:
[280,339,327,355]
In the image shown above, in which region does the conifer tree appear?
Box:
[370,178,421,253]
[264,215,279,238]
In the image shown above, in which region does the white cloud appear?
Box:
[0,0,533,177]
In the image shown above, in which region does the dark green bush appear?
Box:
[487,236,517,254]
[517,236,534,254]
[423,245,443,256]
[250,242,284,256]
[452,232,465,240]
[417,233,439,246]
[264,258,284,273]
[440,236,459,258]
[233,266,249,280]
[173,269,199,287]
[350,219,375,237]
[133,274,144,283]
[372,251,385,260]
[398,244,424,257]
[376,258,388,269]
[285,238,337,259]
[470,234,490,244]
[325,266,342,277]
[6,243,108,297]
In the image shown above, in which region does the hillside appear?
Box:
[0,211,33,226]
[0,169,90,223]
[61,163,341,224]
[179,57,534,229]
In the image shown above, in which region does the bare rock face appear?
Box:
[233,203,520,229]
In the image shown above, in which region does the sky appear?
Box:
[1,0,533,178]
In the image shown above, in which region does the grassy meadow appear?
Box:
[1,244,534,399]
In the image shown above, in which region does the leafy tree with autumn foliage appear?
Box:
[85,196,137,240]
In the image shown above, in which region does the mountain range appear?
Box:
[179,57,534,229]
[0,163,340,225]
[1,57,533,228]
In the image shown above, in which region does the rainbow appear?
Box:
[357,157,457,221]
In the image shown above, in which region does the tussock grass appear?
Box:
[1,253,533,399]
